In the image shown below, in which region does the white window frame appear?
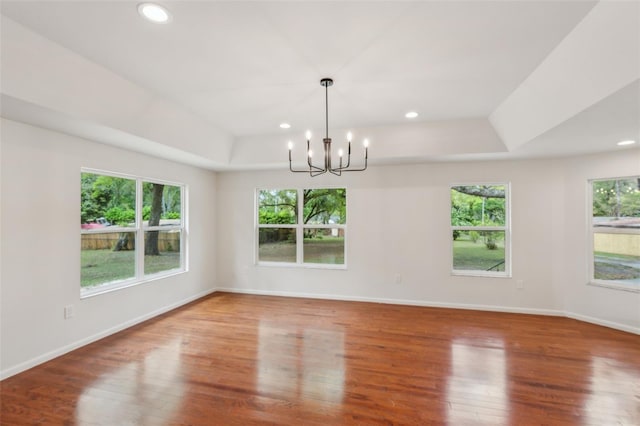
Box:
[588,176,640,293]
[450,182,511,278]
[81,168,187,298]
[255,188,347,269]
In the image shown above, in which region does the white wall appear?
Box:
[216,149,640,332]
[561,150,640,330]
[0,119,218,378]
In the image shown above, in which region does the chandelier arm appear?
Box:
[341,142,352,169]
[289,160,314,173]
[289,149,310,173]
[307,156,325,172]
[337,157,368,172]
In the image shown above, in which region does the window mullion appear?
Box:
[136,178,144,279]
[297,188,304,264]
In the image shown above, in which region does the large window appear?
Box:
[80,170,185,296]
[257,188,346,267]
[450,184,510,277]
[590,176,640,291]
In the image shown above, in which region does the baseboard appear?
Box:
[215,287,564,317]
[220,287,638,335]
[565,312,640,335]
[0,287,217,380]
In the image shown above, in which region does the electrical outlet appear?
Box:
[516,280,524,289]
[64,305,75,319]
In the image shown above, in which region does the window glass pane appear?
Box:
[258,189,297,225]
[452,231,505,272]
[303,188,346,225]
[592,177,640,284]
[259,228,296,262]
[451,185,506,226]
[143,183,182,227]
[593,232,640,282]
[303,228,345,264]
[81,173,136,228]
[592,178,640,219]
[81,232,135,287]
[144,230,181,275]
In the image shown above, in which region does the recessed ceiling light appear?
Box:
[138,3,171,24]
[405,111,418,119]
[279,123,291,129]
[617,139,636,146]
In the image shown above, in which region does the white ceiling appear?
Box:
[1,0,638,169]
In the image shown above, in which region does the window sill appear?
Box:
[588,280,640,293]
[451,270,511,279]
[257,261,347,271]
[80,269,187,299]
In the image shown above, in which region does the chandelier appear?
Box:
[288,78,369,176]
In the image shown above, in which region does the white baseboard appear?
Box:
[565,312,640,335]
[218,287,639,334]
[215,287,564,317]
[0,287,217,380]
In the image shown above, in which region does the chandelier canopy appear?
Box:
[288,78,369,176]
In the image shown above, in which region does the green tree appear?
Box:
[593,178,640,218]
[145,183,165,255]
[303,188,346,224]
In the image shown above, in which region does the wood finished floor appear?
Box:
[1,292,639,425]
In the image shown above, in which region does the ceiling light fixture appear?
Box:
[288,78,368,176]
[138,3,171,24]
[405,111,418,118]
[617,139,636,146]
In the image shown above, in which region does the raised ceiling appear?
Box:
[1,1,638,170]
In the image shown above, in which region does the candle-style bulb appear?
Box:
[308,150,313,158]
[347,132,352,142]
[305,130,312,140]
[338,149,344,157]
[363,139,370,148]
[287,141,293,150]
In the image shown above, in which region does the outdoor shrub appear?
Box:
[469,231,480,243]
[105,207,135,225]
[485,241,498,250]
[163,212,181,219]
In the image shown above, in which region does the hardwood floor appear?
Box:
[2,292,639,425]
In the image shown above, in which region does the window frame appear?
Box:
[450,182,511,278]
[255,187,347,269]
[587,176,640,293]
[80,168,187,298]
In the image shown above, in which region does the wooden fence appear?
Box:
[81,232,180,252]
[594,231,639,257]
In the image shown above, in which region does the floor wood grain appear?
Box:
[2,292,639,425]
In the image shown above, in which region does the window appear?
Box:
[80,170,186,296]
[589,176,640,291]
[450,184,510,277]
[257,188,346,267]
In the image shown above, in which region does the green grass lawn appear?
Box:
[594,251,640,280]
[81,249,180,287]
[453,238,505,271]
[303,237,344,264]
[259,237,344,264]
